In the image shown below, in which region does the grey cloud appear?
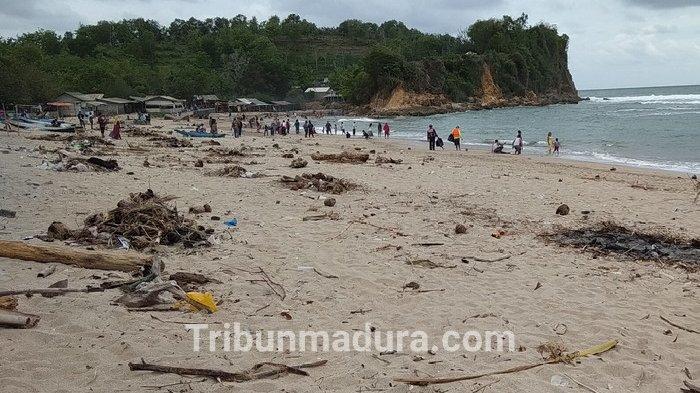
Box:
[623,0,700,8]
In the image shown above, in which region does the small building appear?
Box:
[97,97,137,115]
[192,94,220,108]
[304,87,335,100]
[132,95,185,114]
[54,92,105,113]
[270,100,295,112]
[230,98,272,112]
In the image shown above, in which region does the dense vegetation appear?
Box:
[0,14,574,105]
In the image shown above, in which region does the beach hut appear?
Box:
[304,87,335,100]
[97,97,137,114]
[192,94,220,108]
[133,95,185,114]
[54,92,105,112]
[230,98,272,112]
[271,100,295,112]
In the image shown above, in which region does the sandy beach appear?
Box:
[0,115,698,393]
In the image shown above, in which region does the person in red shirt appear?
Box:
[383,122,390,138]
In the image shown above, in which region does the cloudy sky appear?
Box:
[1,0,698,89]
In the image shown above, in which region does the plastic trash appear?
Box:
[224,218,238,228]
[117,236,130,250]
[297,266,314,272]
[550,374,571,387]
[182,291,217,313]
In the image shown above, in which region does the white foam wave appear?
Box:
[564,151,699,173]
[588,94,700,104]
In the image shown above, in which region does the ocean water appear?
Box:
[335,85,699,173]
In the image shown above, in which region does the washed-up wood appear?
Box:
[0,309,40,328]
[660,315,698,334]
[0,287,104,297]
[129,358,327,382]
[394,340,618,386]
[0,296,18,310]
[0,240,153,272]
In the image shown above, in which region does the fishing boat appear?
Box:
[175,129,225,138]
[8,116,76,132]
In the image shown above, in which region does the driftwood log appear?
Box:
[0,240,153,272]
[0,309,40,328]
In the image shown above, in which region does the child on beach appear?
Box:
[547,131,554,154]
[554,138,561,156]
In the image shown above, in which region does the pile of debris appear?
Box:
[38,154,120,172]
[311,151,369,164]
[124,127,162,138]
[148,136,192,148]
[44,189,210,250]
[375,156,403,164]
[205,165,256,178]
[544,221,700,269]
[280,173,356,194]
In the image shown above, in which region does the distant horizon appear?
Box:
[578,83,700,92]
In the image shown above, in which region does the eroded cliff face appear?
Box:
[365,62,580,116]
[369,85,455,116]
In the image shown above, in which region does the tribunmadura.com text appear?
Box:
[186,323,516,353]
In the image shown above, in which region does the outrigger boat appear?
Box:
[7,116,76,132]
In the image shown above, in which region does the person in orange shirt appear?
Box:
[450,126,461,150]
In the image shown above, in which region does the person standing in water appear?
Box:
[450,126,461,150]
[383,122,390,138]
[547,131,554,154]
[377,122,382,136]
[554,138,561,156]
[513,130,523,155]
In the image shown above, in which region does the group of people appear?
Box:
[426,125,562,156]
[546,131,561,156]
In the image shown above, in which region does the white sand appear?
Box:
[0,116,698,392]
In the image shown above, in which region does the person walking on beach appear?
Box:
[427,124,437,150]
[109,120,122,140]
[325,121,332,135]
[377,122,382,136]
[547,131,554,154]
[97,114,107,137]
[295,118,300,134]
[383,122,390,138]
[450,126,461,150]
[513,130,523,155]
[77,110,85,129]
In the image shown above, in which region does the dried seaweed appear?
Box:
[45,189,209,250]
[544,221,699,269]
[310,151,369,164]
[280,172,356,194]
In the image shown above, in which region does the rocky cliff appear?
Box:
[365,63,580,116]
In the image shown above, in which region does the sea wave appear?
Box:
[588,94,700,104]
[564,151,699,173]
